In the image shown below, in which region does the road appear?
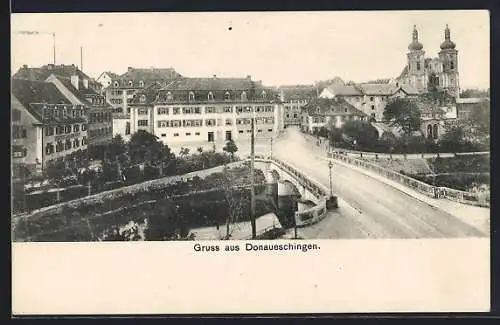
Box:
[273,127,487,239]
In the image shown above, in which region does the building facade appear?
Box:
[96,71,120,90]
[319,82,419,122]
[11,79,88,178]
[102,67,183,142]
[129,76,284,147]
[278,85,318,127]
[397,25,460,97]
[301,97,368,133]
[13,64,113,148]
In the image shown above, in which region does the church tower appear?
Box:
[438,24,459,97]
[407,25,427,92]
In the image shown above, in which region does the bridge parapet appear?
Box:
[328,152,490,208]
[254,157,332,227]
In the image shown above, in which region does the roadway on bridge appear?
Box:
[274,127,487,239]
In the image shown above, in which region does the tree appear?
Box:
[383,98,422,136]
[197,146,204,154]
[144,198,184,240]
[45,159,72,202]
[222,139,238,161]
[439,125,466,152]
[460,88,490,98]
[107,135,128,180]
[128,130,163,166]
[328,127,343,149]
[469,101,490,135]
[340,120,379,151]
[216,167,243,239]
[179,147,190,157]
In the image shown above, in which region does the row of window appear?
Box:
[159,129,273,138]
[45,137,88,155]
[42,108,85,119]
[12,125,27,139]
[89,112,113,123]
[160,90,268,103]
[12,147,27,158]
[89,97,106,105]
[114,81,145,88]
[109,90,136,96]
[236,117,274,125]
[110,99,123,105]
[45,124,87,136]
[150,105,275,116]
[88,127,113,138]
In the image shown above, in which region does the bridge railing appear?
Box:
[303,132,490,159]
[328,152,490,208]
[255,157,330,227]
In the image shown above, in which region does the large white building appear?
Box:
[129,76,284,147]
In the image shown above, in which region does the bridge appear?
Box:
[266,127,489,239]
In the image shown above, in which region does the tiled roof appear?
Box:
[117,68,182,82]
[279,85,318,100]
[358,83,398,96]
[13,64,101,94]
[324,84,363,96]
[11,79,73,121]
[129,77,280,104]
[400,84,420,95]
[363,78,392,84]
[104,71,120,79]
[163,77,254,91]
[303,97,367,117]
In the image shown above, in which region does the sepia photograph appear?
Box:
[11,9,491,314]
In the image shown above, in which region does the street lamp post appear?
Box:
[328,160,333,197]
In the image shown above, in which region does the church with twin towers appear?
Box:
[398,24,460,97]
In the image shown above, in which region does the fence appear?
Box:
[328,152,490,208]
[304,132,490,160]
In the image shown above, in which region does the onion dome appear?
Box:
[440,24,456,50]
[408,25,423,51]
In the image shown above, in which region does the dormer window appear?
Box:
[241,91,247,101]
[166,92,173,101]
[114,81,119,88]
[139,95,147,103]
[208,92,214,101]
[128,81,133,87]
[189,92,195,101]
[224,91,231,100]
[139,80,144,87]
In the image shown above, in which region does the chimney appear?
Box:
[83,79,89,89]
[246,75,251,79]
[71,74,79,90]
[213,74,217,79]
[128,67,133,72]
[22,64,28,69]
[47,64,54,70]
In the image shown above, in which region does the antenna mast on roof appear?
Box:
[53,33,56,65]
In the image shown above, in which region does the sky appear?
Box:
[11,10,490,89]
